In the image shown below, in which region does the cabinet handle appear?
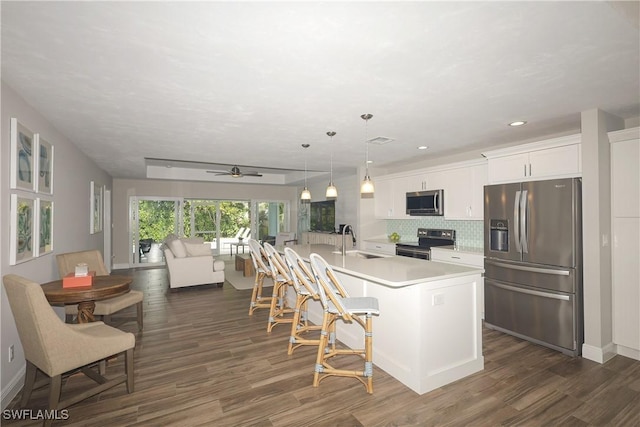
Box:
[451,256,461,259]
[529,163,532,176]
[524,164,527,176]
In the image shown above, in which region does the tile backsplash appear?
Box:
[387,218,484,248]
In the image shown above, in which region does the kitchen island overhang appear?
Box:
[283,244,485,395]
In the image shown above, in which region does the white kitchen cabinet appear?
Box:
[430,247,484,268]
[430,246,485,318]
[611,137,640,217]
[363,240,397,255]
[483,134,581,184]
[374,177,394,219]
[425,170,447,192]
[609,127,640,360]
[612,217,640,358]
[406,172,429,192]
[374,175,409,219]
[442,163,487,220]
[375,160,487,221]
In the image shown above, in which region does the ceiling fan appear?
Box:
[206,165,262,178]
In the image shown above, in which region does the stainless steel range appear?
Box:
[395,228,456,260]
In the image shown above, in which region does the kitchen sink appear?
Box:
[332,250,385,259]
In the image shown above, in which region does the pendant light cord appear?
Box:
[361,114,373,175]
[327,131,336,182]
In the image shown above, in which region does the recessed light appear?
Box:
[367,160,373,164]
[418,146,429,150]
[509,121,527,127]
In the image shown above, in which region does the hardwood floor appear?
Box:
[5,266,640,426]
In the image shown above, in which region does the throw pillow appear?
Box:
[184,242,212,257]
[168,238,187,258]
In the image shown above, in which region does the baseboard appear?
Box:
[1,365,24,410]
[582,342,617,363]
[112,263,130,270]
[615,344,640,361]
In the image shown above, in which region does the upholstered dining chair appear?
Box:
[247,239,274,315]
[56,249,143,330]
[262,242,295,333]
[3,274,135,427]
[309,253,380,394]
[283,247,323,355]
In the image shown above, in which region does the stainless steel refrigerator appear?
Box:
[484,177,583,356]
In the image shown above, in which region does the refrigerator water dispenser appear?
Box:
[490,219,508,252]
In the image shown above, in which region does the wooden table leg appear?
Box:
[77,301,96,323]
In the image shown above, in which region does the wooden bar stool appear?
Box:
[247,239,274,316]
[263,243,295,333]
[309,253,380,394]
[283,247,324,355]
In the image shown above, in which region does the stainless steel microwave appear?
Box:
[406,189,444,216]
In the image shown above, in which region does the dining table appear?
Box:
[41,275,133,323]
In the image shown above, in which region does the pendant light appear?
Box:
[325,131,337,200]
[300,143,311,202]
[360,113,375,197]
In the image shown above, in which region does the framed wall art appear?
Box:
[10,194,37,265]
[38,198,54,256]
[36,134,54,195]
[10,118,36,192]
[90,181,103,234]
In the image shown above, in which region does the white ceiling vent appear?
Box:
[367,136,394,145]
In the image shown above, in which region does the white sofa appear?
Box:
[163,234,225,289]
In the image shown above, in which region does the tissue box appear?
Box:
[63,271,96,288]
[75,263,89,277]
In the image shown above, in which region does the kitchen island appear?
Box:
[284,244,484,395]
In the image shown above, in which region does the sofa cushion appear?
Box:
[184,242,211,257]
[167,238,187,258]
[182,237,205,245]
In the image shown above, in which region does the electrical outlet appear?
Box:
[9,345,14,362]
[432,294,445,306]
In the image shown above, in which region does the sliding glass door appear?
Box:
[129,197,286,265]
[130,197,182,266]
[253,200,290,242]
[182,199,250,255]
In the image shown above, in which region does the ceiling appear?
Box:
[2,1,639,185]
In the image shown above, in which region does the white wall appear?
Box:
[303,169,385,247]
[1,82,112,408]
[580,108,624,362]
[304,173,359,230]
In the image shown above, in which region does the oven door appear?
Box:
[396,245,430,260]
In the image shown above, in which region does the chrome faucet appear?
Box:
[341,224,357,256]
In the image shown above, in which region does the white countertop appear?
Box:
[286,244,483,288]
[431,245,485,255]
[363,238,417,245]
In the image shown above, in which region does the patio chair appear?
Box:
[224,227,247,254]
